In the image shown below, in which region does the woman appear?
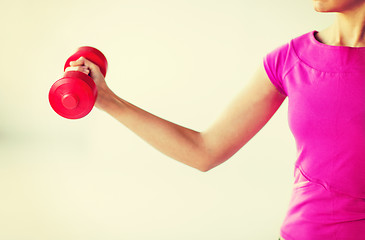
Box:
[67,0,365,239]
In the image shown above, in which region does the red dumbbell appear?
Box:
[49,46,108,119]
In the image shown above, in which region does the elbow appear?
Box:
[189,134,227,172]
[195,155,221,173]
[196,165,212,172]
[195,151,233,172]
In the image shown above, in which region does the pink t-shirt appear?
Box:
[264,31,365,240]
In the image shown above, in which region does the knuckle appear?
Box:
[65,67,73,72]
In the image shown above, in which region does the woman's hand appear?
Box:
[65,57,114,109]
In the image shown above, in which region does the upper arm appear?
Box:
[201,63,287,170]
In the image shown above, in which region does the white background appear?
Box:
[0,1,333,239]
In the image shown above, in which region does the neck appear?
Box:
[318,5,365,47]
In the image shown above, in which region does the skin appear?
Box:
[314,0,365,47]
[66,1,365,172]
[67,1,365,239]
[68,59,286,172]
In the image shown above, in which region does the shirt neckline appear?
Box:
[292,30,365,73]
[310,30,365,51]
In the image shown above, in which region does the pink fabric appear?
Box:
[264,31,365,239]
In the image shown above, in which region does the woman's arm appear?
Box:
[68,58,286,172]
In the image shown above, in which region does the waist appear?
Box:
[280,168,365,239]
[294,154,365,198]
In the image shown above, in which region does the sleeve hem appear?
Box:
[263,57,287,96]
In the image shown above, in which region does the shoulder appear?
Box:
[266,31,314,63]
[263,31,314,96]
[264,31,314,74]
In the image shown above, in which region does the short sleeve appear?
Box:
[263,43,290,96]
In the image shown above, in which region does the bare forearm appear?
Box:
[98,90,211,171]
[69,59,285,173]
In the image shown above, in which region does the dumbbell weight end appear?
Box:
[49,46,107,119]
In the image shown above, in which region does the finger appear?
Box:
[65,66,90,75]
[73,57,101,73]
[69,57,85,66]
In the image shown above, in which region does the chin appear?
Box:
[312,0,347,12]
[313,0,364,13]
[313,1,334,12]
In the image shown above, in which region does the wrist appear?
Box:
[95,86,119,111]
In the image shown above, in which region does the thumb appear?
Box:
[69,57,86,66]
